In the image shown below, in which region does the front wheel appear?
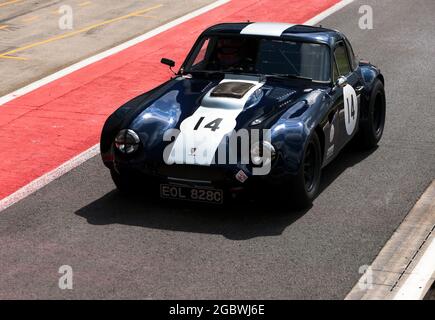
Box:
[289,132,322,209]
[110,169,159,199]
[110,169,138,194]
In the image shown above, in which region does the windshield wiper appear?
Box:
[186,71,316,83]
[262,74,313,81]
[186,70,225,77]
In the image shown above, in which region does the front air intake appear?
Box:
[210,82,255,99]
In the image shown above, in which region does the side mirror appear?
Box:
[161,58,175,68]
[335,76,348,89]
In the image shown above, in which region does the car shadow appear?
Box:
[75,143,376,240]
[319,143,378,194]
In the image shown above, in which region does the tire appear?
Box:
[358,79,386,149]
[110,169,138,194]
[111,169,160,199]
[289,132,322,209]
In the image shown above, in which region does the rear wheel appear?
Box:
[358,79,386,149]
[290,132,322,209]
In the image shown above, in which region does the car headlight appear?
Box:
[114,129,140,154]
[251,141,276,166]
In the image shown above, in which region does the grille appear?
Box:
[158,164,227,182]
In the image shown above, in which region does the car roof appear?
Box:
[202,22,343,46]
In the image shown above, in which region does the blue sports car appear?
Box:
[100,22,386,208]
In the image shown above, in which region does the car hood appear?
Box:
[102,74,328,163]
[127,75,321,133]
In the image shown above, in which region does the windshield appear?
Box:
[183,36,331,82]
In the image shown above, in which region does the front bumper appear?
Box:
[109,157,291,199]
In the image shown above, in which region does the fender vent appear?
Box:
[210,82,255,99]
[267,88,295,101]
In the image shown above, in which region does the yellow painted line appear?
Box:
[133,14,159,19]
[0,0,22,8]
[0,55,28,61]
[22,16,39,23]
[0,4,163,59]
[78,1,92,7]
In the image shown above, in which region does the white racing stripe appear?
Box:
[166,75,263,165]
[0,0,356,212]
[240,22,294,36]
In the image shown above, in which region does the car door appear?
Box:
[330,40,363,152]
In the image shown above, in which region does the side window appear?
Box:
[344,38,357,70]
[334,42,351,76]
[333,60,340,82]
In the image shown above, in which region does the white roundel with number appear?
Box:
[343,84,358,135]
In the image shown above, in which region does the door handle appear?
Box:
[355,85,364,94]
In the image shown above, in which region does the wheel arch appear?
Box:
[314,125,325,164]
[377,73,385,86]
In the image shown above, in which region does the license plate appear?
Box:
[160,184,223,204]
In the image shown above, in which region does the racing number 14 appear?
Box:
[194,117,223,132]
[346,95,356,123]
[343,84,358,135]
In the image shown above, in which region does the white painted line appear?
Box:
[346,180,435,300]
[0,145,100,212]
[0,0,354,212]
[393,237,435,300]
[0,0,230,106]
[304,0,354,26]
